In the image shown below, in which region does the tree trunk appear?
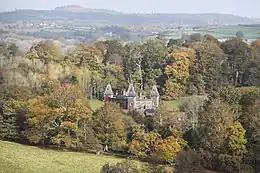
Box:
[137,58,143,91]
[235,71,239,86]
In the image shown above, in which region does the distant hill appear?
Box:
[0,6,254,25]
[54,5,121,14]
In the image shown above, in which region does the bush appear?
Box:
[239,164,255,173]
[145,164,170,173]
[174,149,204,173]
[199,150,244,173]
[100,160,142,173]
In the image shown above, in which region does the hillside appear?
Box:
[0,141,124,173]
[0,141,225,173]
[54,5,121,14]
[0,6,254,25]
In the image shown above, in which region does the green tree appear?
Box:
[101,160,142,173]
[92,103,127,152]
[240,90,260,171]
[242,40,260,86]
[0,99,26,141]
[133,38,167,92]
[175,149,205,173]
[192,41,223,92]
[236,31,245,39]
[221,38,253,86]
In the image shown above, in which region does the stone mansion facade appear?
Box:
[103,84,160,115]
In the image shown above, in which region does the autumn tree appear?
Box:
[129,125,160,159]
[24,97,58,144]
[164,49,191,99]
[203,34,220,45]
[155,136,182,163]
[47,84,93,149]
[72,43,102,69]
[197,96,248,172]
[26,40,62,63]
[129,125,185,163]
[24,84,94,150]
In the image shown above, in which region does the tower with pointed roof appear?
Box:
[104,84,114,103]
[150,85,160,108]
[126,84,136,109]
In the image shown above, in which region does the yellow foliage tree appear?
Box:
[156,136,182,163]
[24,98,60,144]
[164,50,191,99]
[26,40,61,62]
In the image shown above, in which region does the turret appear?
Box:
[150,85,159,108]
[104,84,114,103]
[127,84,136,109]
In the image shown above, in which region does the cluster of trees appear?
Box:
[0,35,260,173]
[99,87,260,173]
[1,35,260,100]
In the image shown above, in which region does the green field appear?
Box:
[163,25,260,40]
[89,99,104,111]
[89,99,182,112]
[163,100,183,111]
[205,26,260,39]
[0,141,124,173]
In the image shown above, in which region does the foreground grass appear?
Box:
[0,141,124,173]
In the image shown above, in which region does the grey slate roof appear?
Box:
[127,84,136,97]
[104,84,114,96]
[150,85,159,97]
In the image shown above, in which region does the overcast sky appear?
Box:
[1,0,260,17]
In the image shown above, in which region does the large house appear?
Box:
[103,84,160,115]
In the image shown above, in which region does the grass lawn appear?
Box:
[89,99,183,111]
[89,98,185,112]
[163,100,183,111]
[89,99,104,111]
[0,141,124,173]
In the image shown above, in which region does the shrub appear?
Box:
[174,149,204,173]
[100,160,142,173]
